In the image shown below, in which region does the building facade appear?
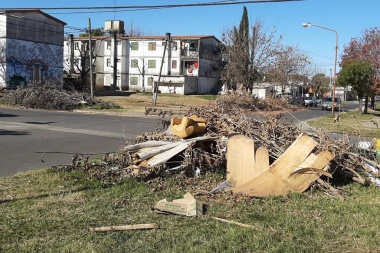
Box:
[64,33,223,94]
[0,9,66,88]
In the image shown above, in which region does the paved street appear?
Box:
[0,102,368,178]
[0,108,164,177]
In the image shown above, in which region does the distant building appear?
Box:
[64,27,223,94]
[0,9,66,88]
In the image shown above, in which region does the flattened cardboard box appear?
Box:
[153,192,203,217]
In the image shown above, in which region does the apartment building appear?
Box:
[64,27,223,94]
[0,9,66,88]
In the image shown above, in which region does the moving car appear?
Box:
[321,97,341,111]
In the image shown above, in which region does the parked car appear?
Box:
[304,96,318,107]
[321,97,341,110]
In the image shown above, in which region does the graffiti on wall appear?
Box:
[5,39,63,87]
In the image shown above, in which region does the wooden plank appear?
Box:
[147,136,216,167]
[137,136,213,160]
[226,134,256,187]
[136,141,185,160]
[232,133,318,197]
[89,223,159,232]
[268,133,318,178]
[254,146,270,176]
[232,169,293,197]
[287,150,334,192]
[122,141,170,152]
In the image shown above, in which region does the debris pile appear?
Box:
[0,83,117,111]
[56,92,380,198]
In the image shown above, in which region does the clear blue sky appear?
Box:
[3,0,380,77]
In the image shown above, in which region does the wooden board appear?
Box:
[232,133,318,197]
[287,150,334,192]
[269,133,318,178]
[226,134,256,187]
[254,146,270,177]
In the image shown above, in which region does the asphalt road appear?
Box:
[0,102,364,178]
[0,108,165,178]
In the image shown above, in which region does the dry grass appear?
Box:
[95,93,217,116]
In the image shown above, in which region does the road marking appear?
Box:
[0,120,136,139]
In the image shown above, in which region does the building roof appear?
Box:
[0,9,67,25]
[70,34,220,42]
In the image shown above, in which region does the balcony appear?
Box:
[181,50,199,58]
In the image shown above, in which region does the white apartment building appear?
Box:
[64,32,223,94]
[0,9,66,88]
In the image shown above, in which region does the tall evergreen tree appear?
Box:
[238,6,250,89]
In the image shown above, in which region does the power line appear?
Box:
[5,0,303,15]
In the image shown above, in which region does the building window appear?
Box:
[148,42,156,51]
[147,77,153,86]
[107,41,111,49]
[172,60,177,69]
[131,59,138,68]
[172,41,178,50]
[130,76,138,85]
[106,58,111,67]
[131,42,138,50]
[148,60,156,68]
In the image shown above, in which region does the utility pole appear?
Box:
[89,18,94,98]
[153,32,171,106]
[69,34,74,75]
[112,33,117,90]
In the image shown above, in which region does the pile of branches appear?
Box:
[55,92,380,194]
[214,91,300,113]
[0,83,115,111]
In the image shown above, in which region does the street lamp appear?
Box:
[302,22,338,115]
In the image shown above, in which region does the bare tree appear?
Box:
[137,58,148,92]
[266,45,310,95]
[221,19,282,91]
[0,41,6,85]
[65,39,99,90]
[125,22,144,37]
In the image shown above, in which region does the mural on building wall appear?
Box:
[6,39,63,87]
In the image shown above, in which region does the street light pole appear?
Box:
[302,23,338,115]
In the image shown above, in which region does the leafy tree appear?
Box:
[337,58,375,113]
[341,26,380,108]
[311,73,331,97]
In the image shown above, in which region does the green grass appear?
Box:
[308,111,380,138]
[195,95,218,100]
[2,168,380,252]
